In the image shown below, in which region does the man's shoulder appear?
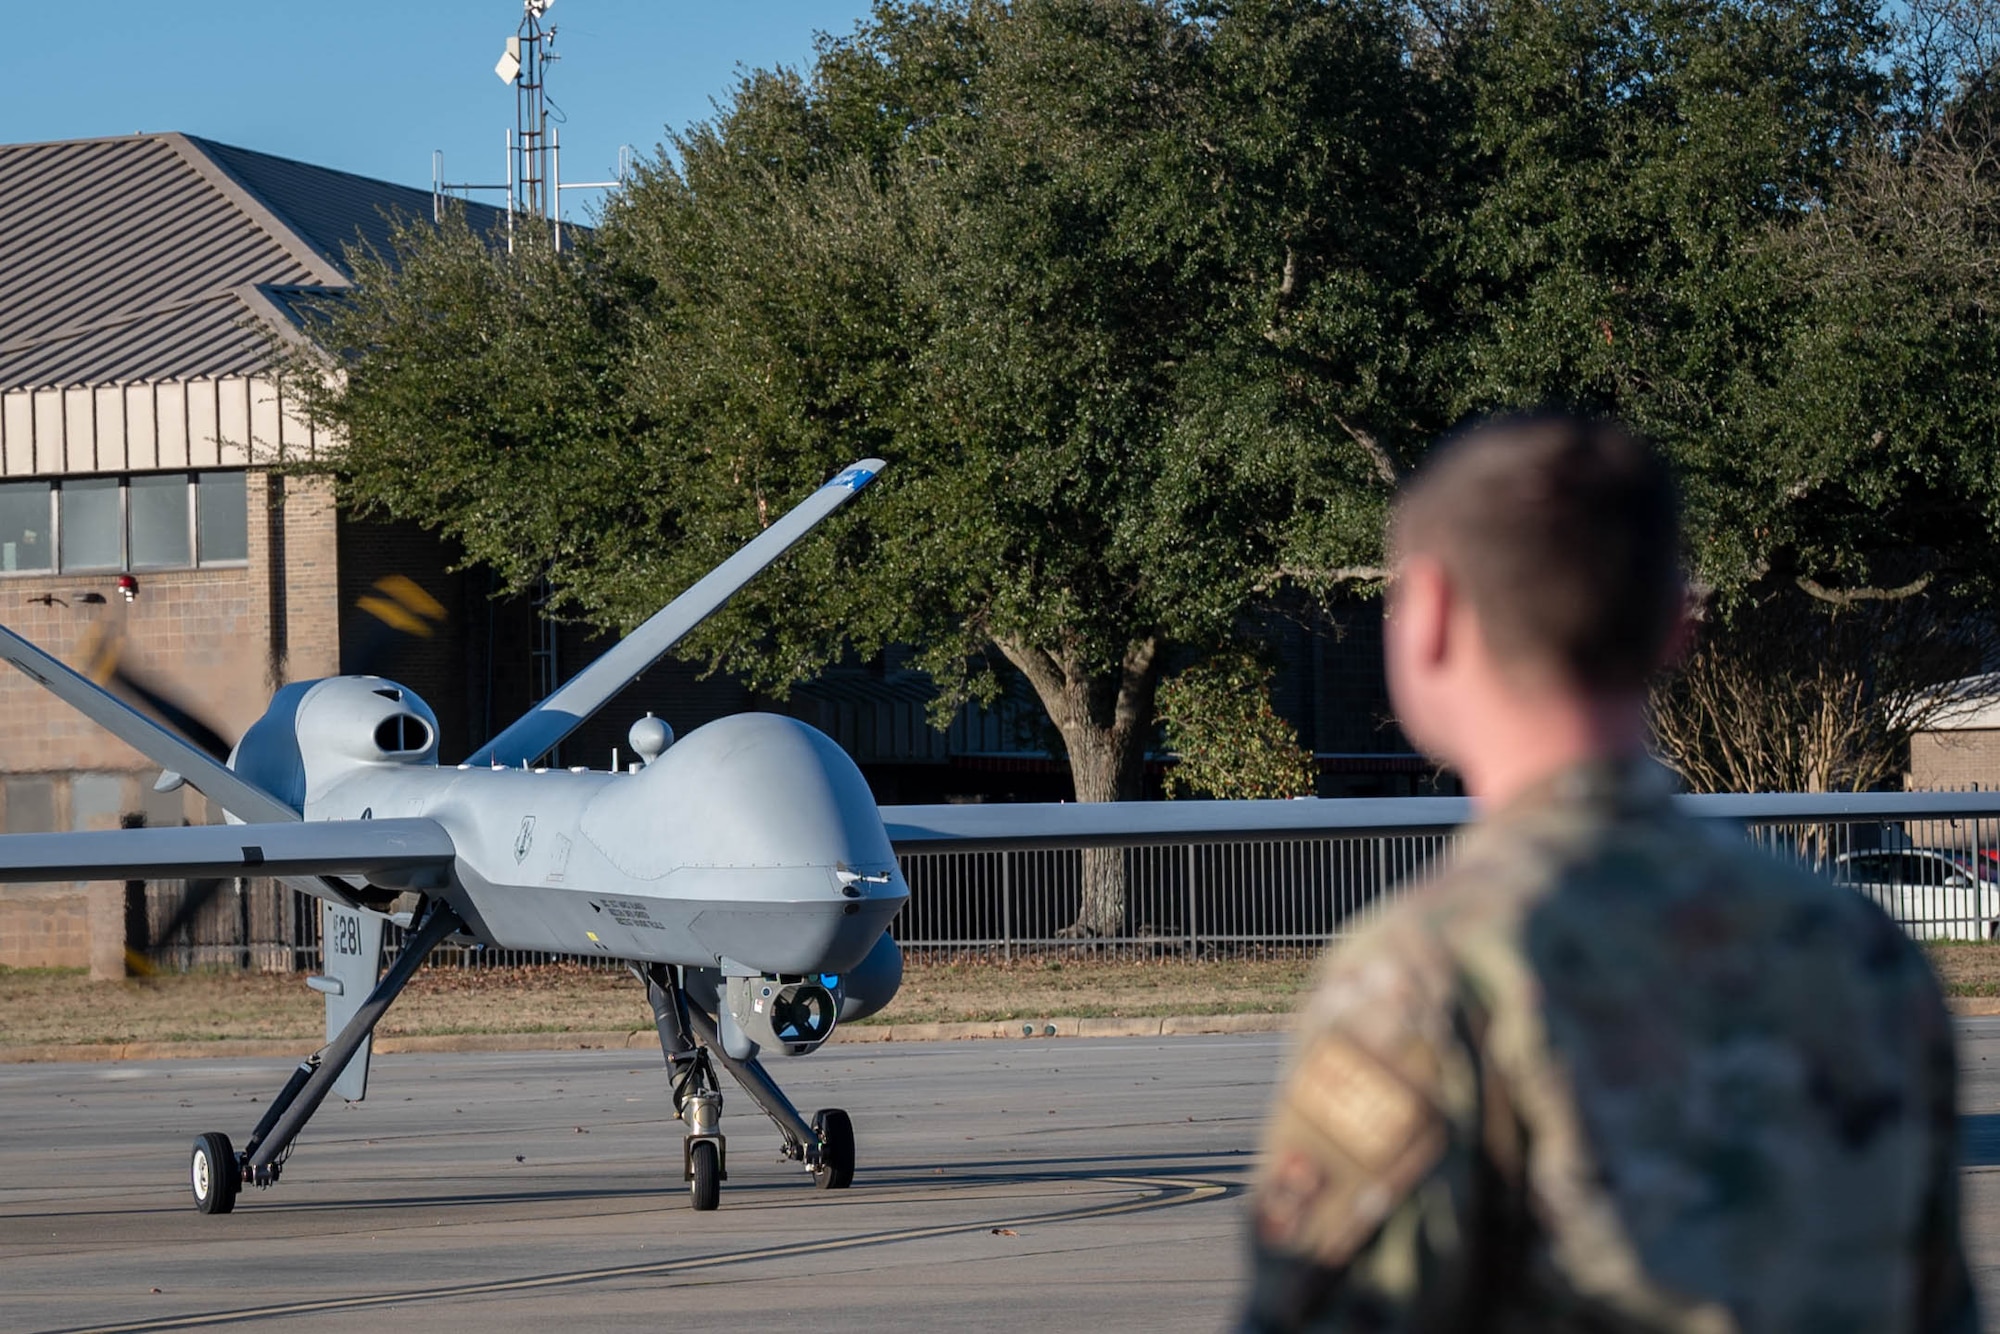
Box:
[1421,800,1857,924]
[1347,803,1941,1015]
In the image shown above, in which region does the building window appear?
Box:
[61,478,122,571]
[195,471,248,563]
[0,481,52,573]
[129,474,191,569]
[0,472,250,576]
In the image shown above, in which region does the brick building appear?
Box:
[0,132,515,969]
[0,132,1420,972]
[1910,680,2000,792]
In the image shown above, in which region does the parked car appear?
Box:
[1831,849,2000,941]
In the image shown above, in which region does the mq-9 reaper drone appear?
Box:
[1,458,1970,1219]
[0,461,908,1216]
[7,456,1427,1216]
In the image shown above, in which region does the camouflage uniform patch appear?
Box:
[1255,1033,1447,1264]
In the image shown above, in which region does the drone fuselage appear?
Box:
[241,676,908,981]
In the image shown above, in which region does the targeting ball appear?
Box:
[725,974,841,1055]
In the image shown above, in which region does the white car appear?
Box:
[1831,849,2000,941]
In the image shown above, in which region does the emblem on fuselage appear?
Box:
[513,816,536,863]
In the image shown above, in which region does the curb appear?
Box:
[12,1000,1992,1063]
[841,1011,1293,1043]
[0,1012,1296,1065]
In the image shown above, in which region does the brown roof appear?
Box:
[0,133,502,392]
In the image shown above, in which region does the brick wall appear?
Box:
[0,884,89,968]
[0,569,265,770]
[276,474,340,682]
[0,470,340,973]
[1911,729,2000,792]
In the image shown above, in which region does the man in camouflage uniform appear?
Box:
[1238,413,1975,1332]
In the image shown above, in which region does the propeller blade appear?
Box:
[0,621,294,823]
[129,875,230,975]
[343,575,449,678]
[78,622,248,974]
[78,622,234,762]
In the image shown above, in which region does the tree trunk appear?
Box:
[994,634,1162,939]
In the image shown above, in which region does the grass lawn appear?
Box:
[1923,942,2000,997]
[0,952,1322,1047]
[6,943,1989,1047]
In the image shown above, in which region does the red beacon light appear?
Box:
[116,574,137,603]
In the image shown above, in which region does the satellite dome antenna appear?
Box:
[629,714,673,767]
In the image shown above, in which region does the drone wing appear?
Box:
[1676,791,2000,822]
[882,797,1471,852]
[467,460,887,769]
[882,789,2000,852]
[0,623,299,824]
[0,817,454,884]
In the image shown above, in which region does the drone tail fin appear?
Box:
[313,900,387,1102]
[465,459,885,769]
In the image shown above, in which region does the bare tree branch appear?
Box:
[1276,246,1298,304]
[1795,573,1934,605]
[1651,582,2000,796]
[1254,564,1391,594]
[991,636,1072,729]
[1113,635,1162,736]
[1330,411,1401,486]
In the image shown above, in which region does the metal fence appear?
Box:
[137,877,312,974]
[894,812,2000,955]
[126,807,2000,972]
[1749,813,2000,943]
[893,835,1452,957]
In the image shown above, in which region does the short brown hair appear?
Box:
[1391,412,1683,691]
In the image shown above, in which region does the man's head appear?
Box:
[1384,412,1684,788]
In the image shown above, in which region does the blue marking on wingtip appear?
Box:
[830,466,877,492]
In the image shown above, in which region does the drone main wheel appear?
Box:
[811,1108,854,1190]
[190,1132,239,1215]
[689,1140,720,1212]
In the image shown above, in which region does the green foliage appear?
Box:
[1158,653,1316,800]
[1717,104,2000,605]
[1438,0,1893,596]
[1423,0,2000,618]
[286,0,1450,809]
[280,0,2000,811]
[284,218,654,618]
[1413,0,2000,785]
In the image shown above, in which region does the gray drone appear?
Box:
[0,459,1981,1216]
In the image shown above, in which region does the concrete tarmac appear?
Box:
[3,1024,2000,1333]
[0,1035,1273,1333]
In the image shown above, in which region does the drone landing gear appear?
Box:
[640,963,853,1210]
[185,902,464,1215]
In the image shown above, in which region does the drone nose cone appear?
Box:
[578,712,906,973]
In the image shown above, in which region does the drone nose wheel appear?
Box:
[811,1108,854,1190]
[190,1132,240,1214]
[689,1140,721,1211]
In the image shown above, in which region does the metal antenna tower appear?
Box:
[496,0,558,224]
[435,0,628,252]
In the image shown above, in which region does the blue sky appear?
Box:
[4,1,878,218]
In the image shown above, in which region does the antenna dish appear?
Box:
[495,36,521,84]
